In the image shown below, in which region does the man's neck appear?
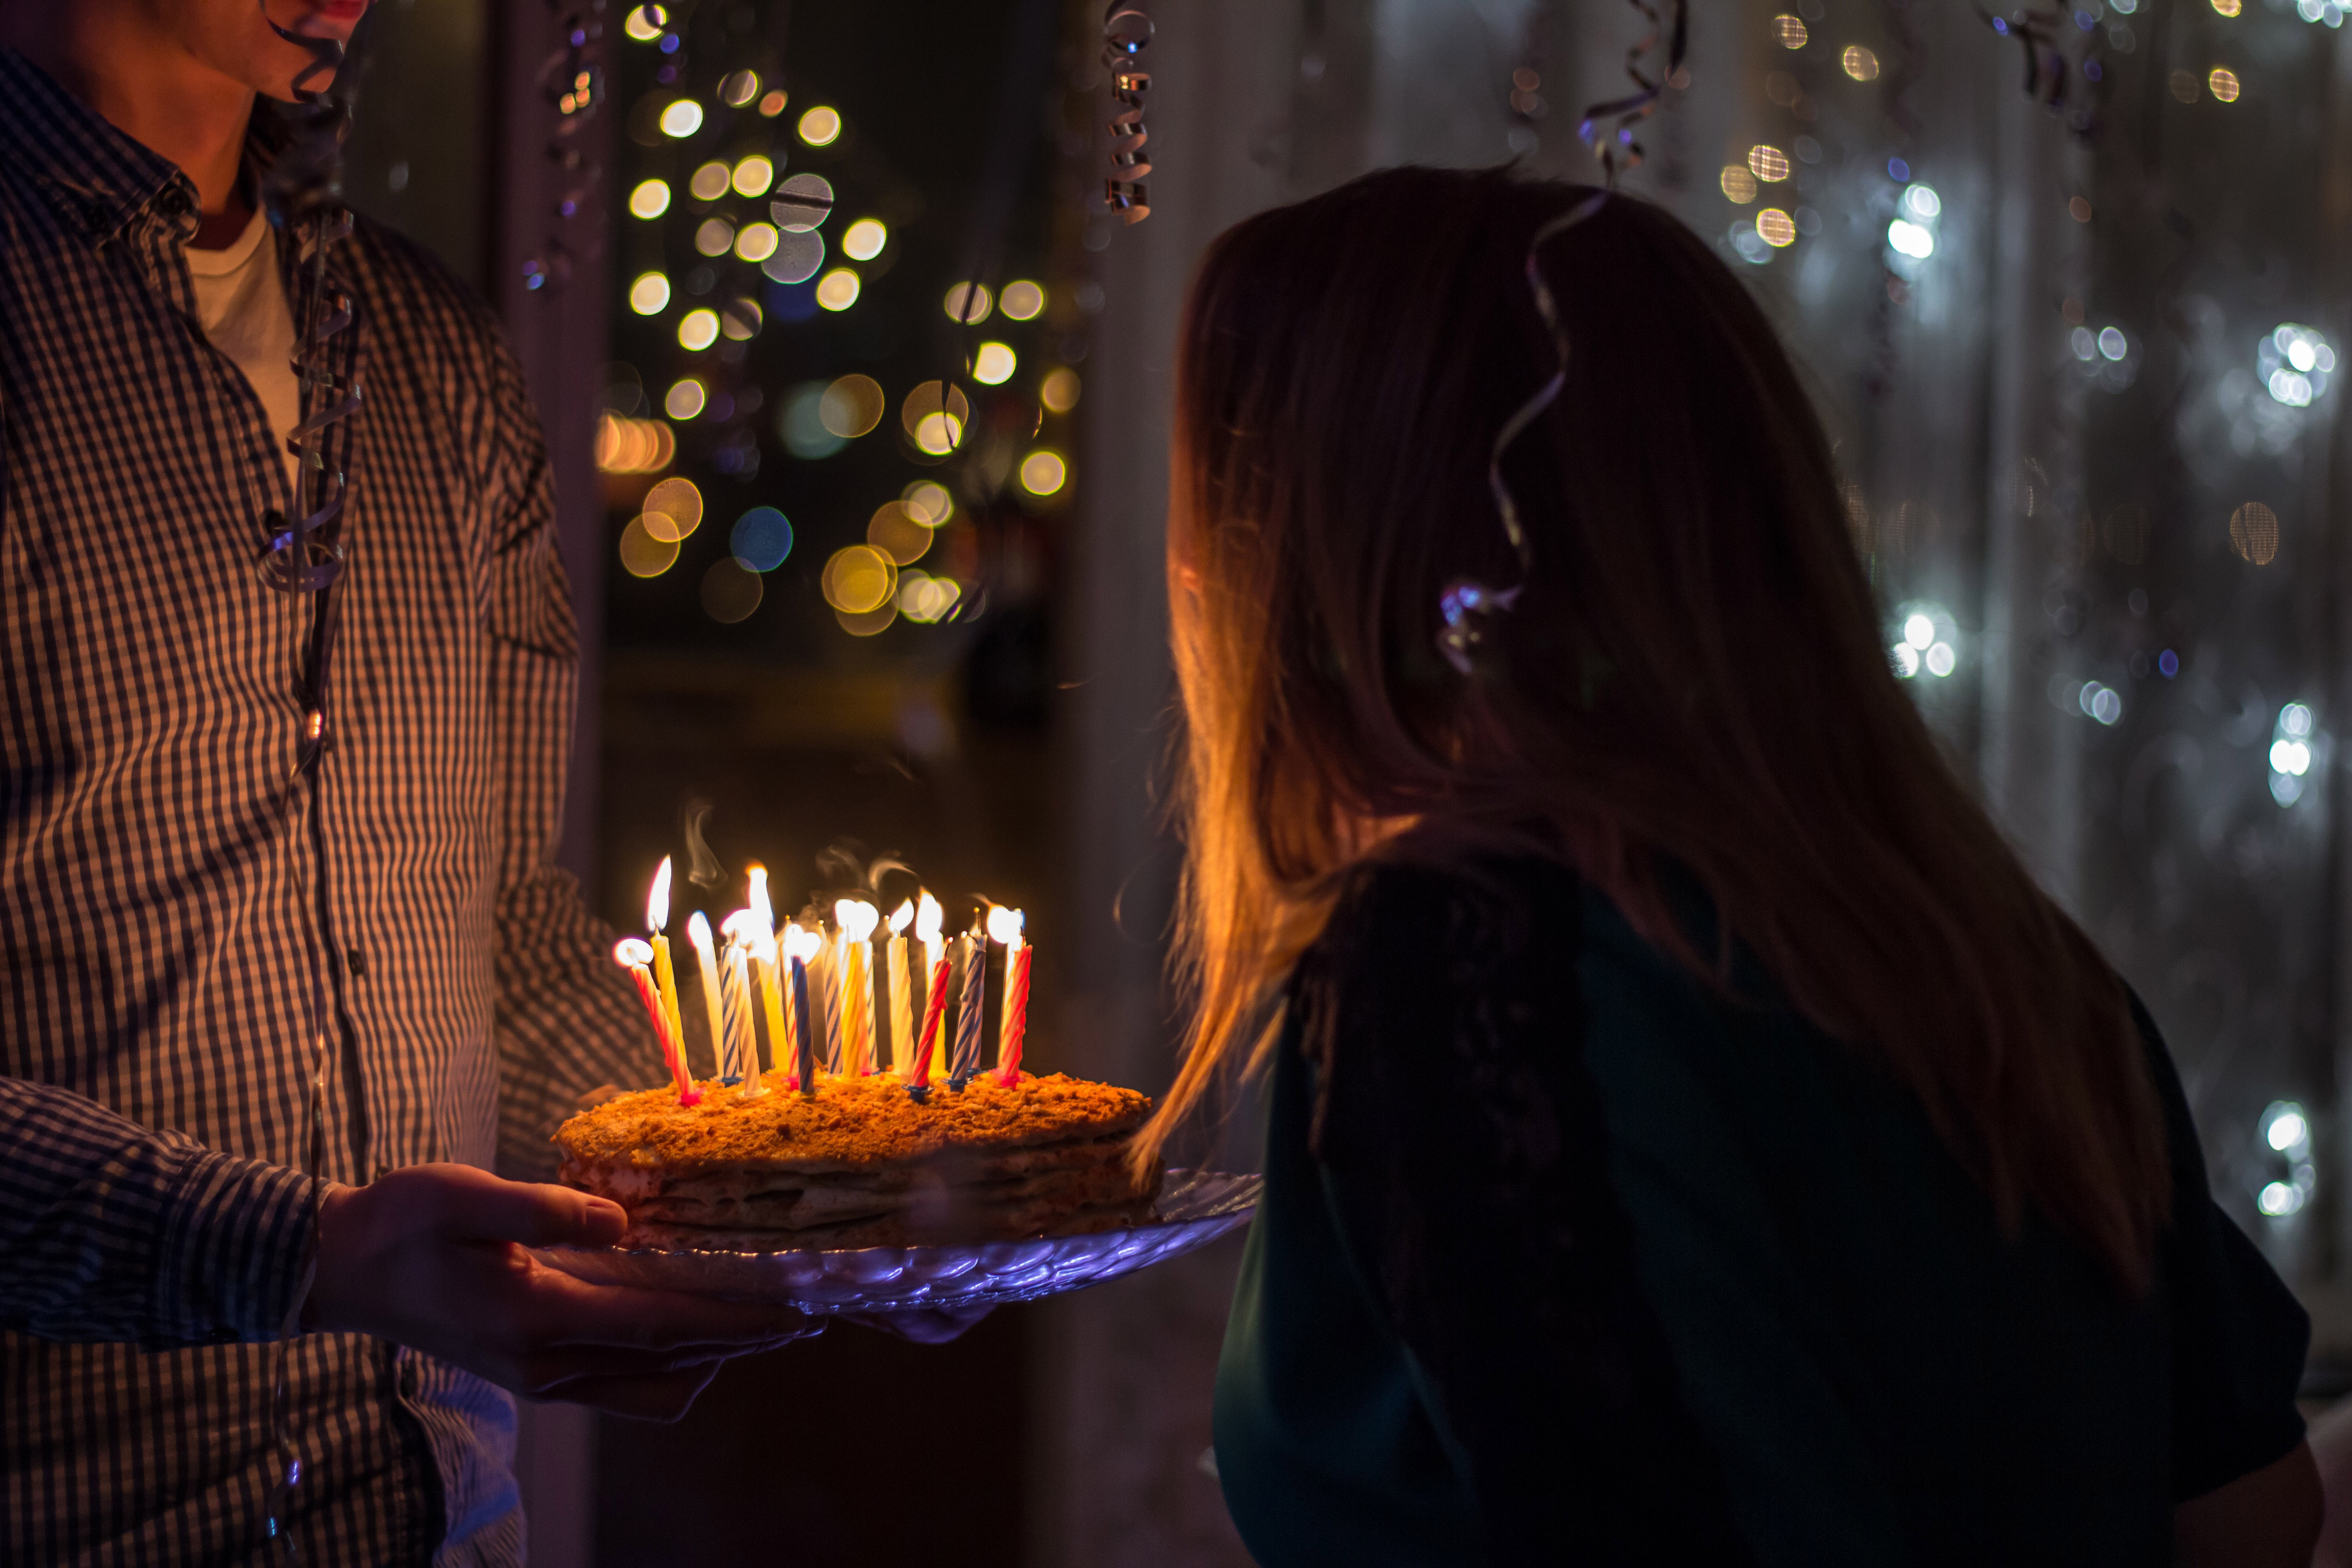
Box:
[0,8,255,247]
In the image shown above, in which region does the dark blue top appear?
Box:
[1214,857,2308,1567]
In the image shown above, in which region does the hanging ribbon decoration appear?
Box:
[1102,4,1153,223]
[1440,0,1687,676]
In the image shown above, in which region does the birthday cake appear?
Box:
[554,1070,1163,1251]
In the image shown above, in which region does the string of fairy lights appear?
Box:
[597,0,1080,637]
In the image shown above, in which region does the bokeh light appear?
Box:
[676,309,719,351]
[627,271,671,315]
[943,282,993,323]
[730,506,794,571]
[771,172,834,231]
[823,544,897,613]
[622,5,666,42]
[701,558,763,623]
[659,99,703,138]
[897,571,963,623]
[1720,166,1757,203]
[1019,450,1068,495]
[641,476,704,541]
[627,179,671,219]
[761,230,826,284]
[720,70,760,107]
[732,155,775,197]
[842,218,888,260]
[757,89,788,117]
[780,382,846,458]
[999,280,1047,320]
[1772,14,1808,47]
[1747,144,1790,182]
[1887,219,1934,259]
[694,218,735,256]
[618,515,679,577]
[734,222,779,262]
[1842,44,1878,79]
[594,412,675,474]
[868,501,933,565]
[721,297,763,340]
[902,480,954,526]
[815,269,861,311]
[818,374,886,438]
[902,382,970,456]
[2230,501,2280,564]
[1041,368,1081,413]
[797,105,842,145]
[689,161,731,201]
[972,342,1017,385]
[2209,66,2241,102]
[836,603,897,637]
[1756,209,1796,247]
[664,377,706,420]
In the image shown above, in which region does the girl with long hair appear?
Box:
[1141,167,2316,1565]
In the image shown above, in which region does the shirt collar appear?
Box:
[0,48,301,248]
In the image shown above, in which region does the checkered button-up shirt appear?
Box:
[0,50,651,1567]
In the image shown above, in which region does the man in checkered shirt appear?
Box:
[0,2,818,1561]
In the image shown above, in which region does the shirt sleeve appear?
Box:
[1296,860,1754,1566]
[0,1077,318,1347]
[2130,993,2311,1500]
[474,323,656,1181]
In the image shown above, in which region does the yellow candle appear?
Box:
[647,857,687,1063]
[746,867,791,1081]
[834,898,878,1075]
[685,911,727,1083]
[886,899,916,1076]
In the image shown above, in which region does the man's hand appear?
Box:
[308,1164,818,1421]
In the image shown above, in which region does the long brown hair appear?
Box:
[1136,167,2169,1289]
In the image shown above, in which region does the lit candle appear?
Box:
[909,951,952,1089]
[951,923,986,1083]
[685,911,727,1084]
[718,918,763,1091]
[917,892,945,989]
[646,858,687,1067]
[885,899,916,1077]
[990,906,1030,1085]
[745,868,791,1088]
[785,922,820,1094]
[835,898,878,1076]
[613,937,697,1104]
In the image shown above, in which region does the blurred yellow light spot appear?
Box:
[972,342,1017,385]
[664,378,706,421]
[622,4,666,42]
[627,272,671,314]
[1842,44,1878,80]
[1771,14,1808,47]
[2211,0,2242,14]
[641,476,704,541]
[594,412,675,475]
[902,480,954,527]
[732,155,775,197]
[1748,144,1790,182]
[2230,501,2279,564]
[818,375,886,439]
[1040,367,1081,414]
[901,382,971,444]
[695,218,735,257]
[841,218,888,260]
[757,88,789,118]
[1756,208,1797,247]
[815,269,861,311]
[689,161,731,201]
[734,222,779,262]
[627,179,671,220]
[999,280,1046,320]
[701,558,764,623]
[823,544,897,614]
[943,282,992,324]
[1720,166,1757,204]
[2208,66,2240,102]
[659,100,703,139]
[868,502,934,565]
[720,70,760,107]
[797,105,842,146]
[897,571,962,623]
[835,603,898,636]
[676,309,720,351]
[913,413,963,455]
[722,297,762,340]
[618,516,679,576]
[1019,450,1067,495]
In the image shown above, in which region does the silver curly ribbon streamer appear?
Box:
[1573,0,1689,184]
[1438,0,1686,676]
[1102,4,1152,223]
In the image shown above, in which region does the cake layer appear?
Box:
[617,1194,1159,1252]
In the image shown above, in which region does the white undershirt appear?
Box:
[184,201,303,499]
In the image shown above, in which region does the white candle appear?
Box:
[685,911,727,1083]
[886,899,916,1076]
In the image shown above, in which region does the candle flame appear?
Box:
[746,862,774,927]
[916,892,944,944]
[835,898,879,942]
[986,905,1025,949]
[783,923,823,963]
[613,936,654,967]
[685,909,717,956]
[647,856,673,932]
[887,898,915,934]
[720,908,763,946]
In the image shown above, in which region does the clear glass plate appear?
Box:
[532,1169,1261,1313]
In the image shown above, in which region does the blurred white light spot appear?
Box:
[1903,612,1935,651]
[1902,183,1941,219]
[972,342,1017,385]
[2097,327,2127,361]
[2270,739,2312,776]
[1887,219,1934,259]
[2269,370,2314,407]
[2282,702,2313,736]
[2274,773,2307,806]
[2268,1108,2309,1152]
[1925,641,1957,677]
[2071,327,2097,361]
[1891,643,1921,678]
[627,272,671,315]
[2078,682,2122,725]
[659,99,703,138]
[2259,1181,2304,1217]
